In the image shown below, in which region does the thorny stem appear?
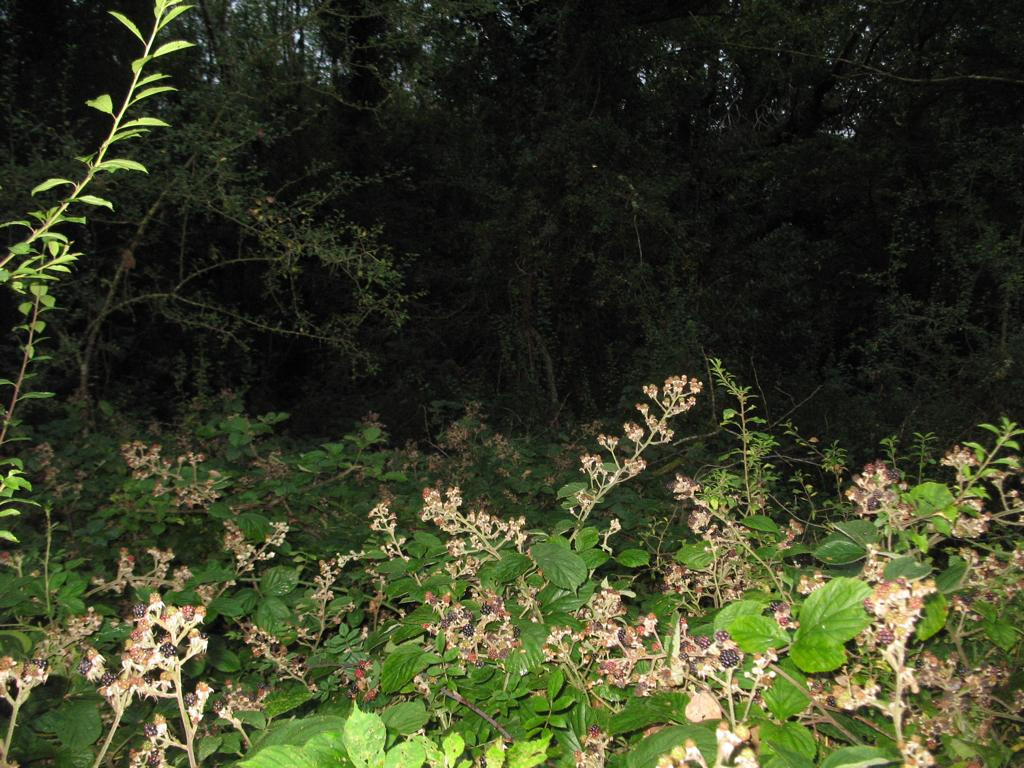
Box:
[91,702,126,768]
[1,687,29,767]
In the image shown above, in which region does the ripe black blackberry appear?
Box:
[616,627,628,644]
[460,624,475,638]
[480,603,493,616]
[147,750,162,767]
[719,648,741,668]
[826,695,837,708]
[876,627,895,646]
[30,658,48,671]
[694,635,712,649]
[78,659,93,676]
[184,692,197,707]
[768,601,785,612]
[100,671,118,687]
[132,603,147,619]
[714,630,731,643]
[512,626,522,639]
[143,723,159,738]
[159,641,177,658]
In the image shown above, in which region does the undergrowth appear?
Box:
[1,3,1022,767]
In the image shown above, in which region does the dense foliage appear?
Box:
[1,2,1022,767]
[1,0,1021,442]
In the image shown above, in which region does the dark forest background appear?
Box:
[2,0,1022,449]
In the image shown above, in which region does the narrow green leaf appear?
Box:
[152,39,195,58]
[120,116,171,129]
[109,11,145,42]
[31,178,75,196]
[158,5,194,31]
[131,85,177,104]
[72,195,114,210]
[819,746,899,768]
[95,159,148,173]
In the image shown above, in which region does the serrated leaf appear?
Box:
[262,683,312,718]
[384,741,427,768]
[832,520,877,546]
[759,720,816,760]
[813,535,866,565]
[742,514,780,533]
[238,746,319,768]
[616,548,650,567]
[31,178,74,196]
[729,615,789,652]
[86,94,113,114]
[531,541,587,590]
[382,701,429,735]
[507,734,551,768]
[344,703,386,768]
[675,541,714,569]
[109,11,144,42]
[380,643,434,693]
[882,556,931,581]
[260,565,300,597]
[763,665,810,720]
[916,592,947,641]
[791,578,871,673]
[626,724,716,768]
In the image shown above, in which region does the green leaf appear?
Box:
[158,5,193,31]
[152,39,196,58]
[37,700,102,749]
[344,703,387,768]
[109,10,144,42]
[31,178,75,196]
[936,556,967,593]
[531,541,587,590]
[915,592,947,641]
[119,116,171,130]
[506,734,551,768]
[819,746,899,768]
[616,548,650,567]
[253,715,346,750]
[714,599,767,631]
[254,596,292,636]
[443,733,465,766]
[983,618,1018,651]
[238,746,319,768]
[303,732,347,764]
[85,94,113,114]
[263,683,313,718]
[763,665,810,720]
[626,725,716,768]
[905,482,956,518]
[813,535,866,565]
[575,527,599,551]
[759,720,816,760]
[382,701,429,735]
[547,668,565,701]
[260,565,300,597]
[95,158,148,173]
[131,85,177,104]
[493,552,532,583]
[609,692,689,735]
[384,740,427,768]
[675,541,714,569]
[882,556,931,581]
[72,194,114,210]
[790,578,871,673]
[380,643,435,693]
[729,615,789,652]
[832,520,877,546]
[742,514,780,533]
